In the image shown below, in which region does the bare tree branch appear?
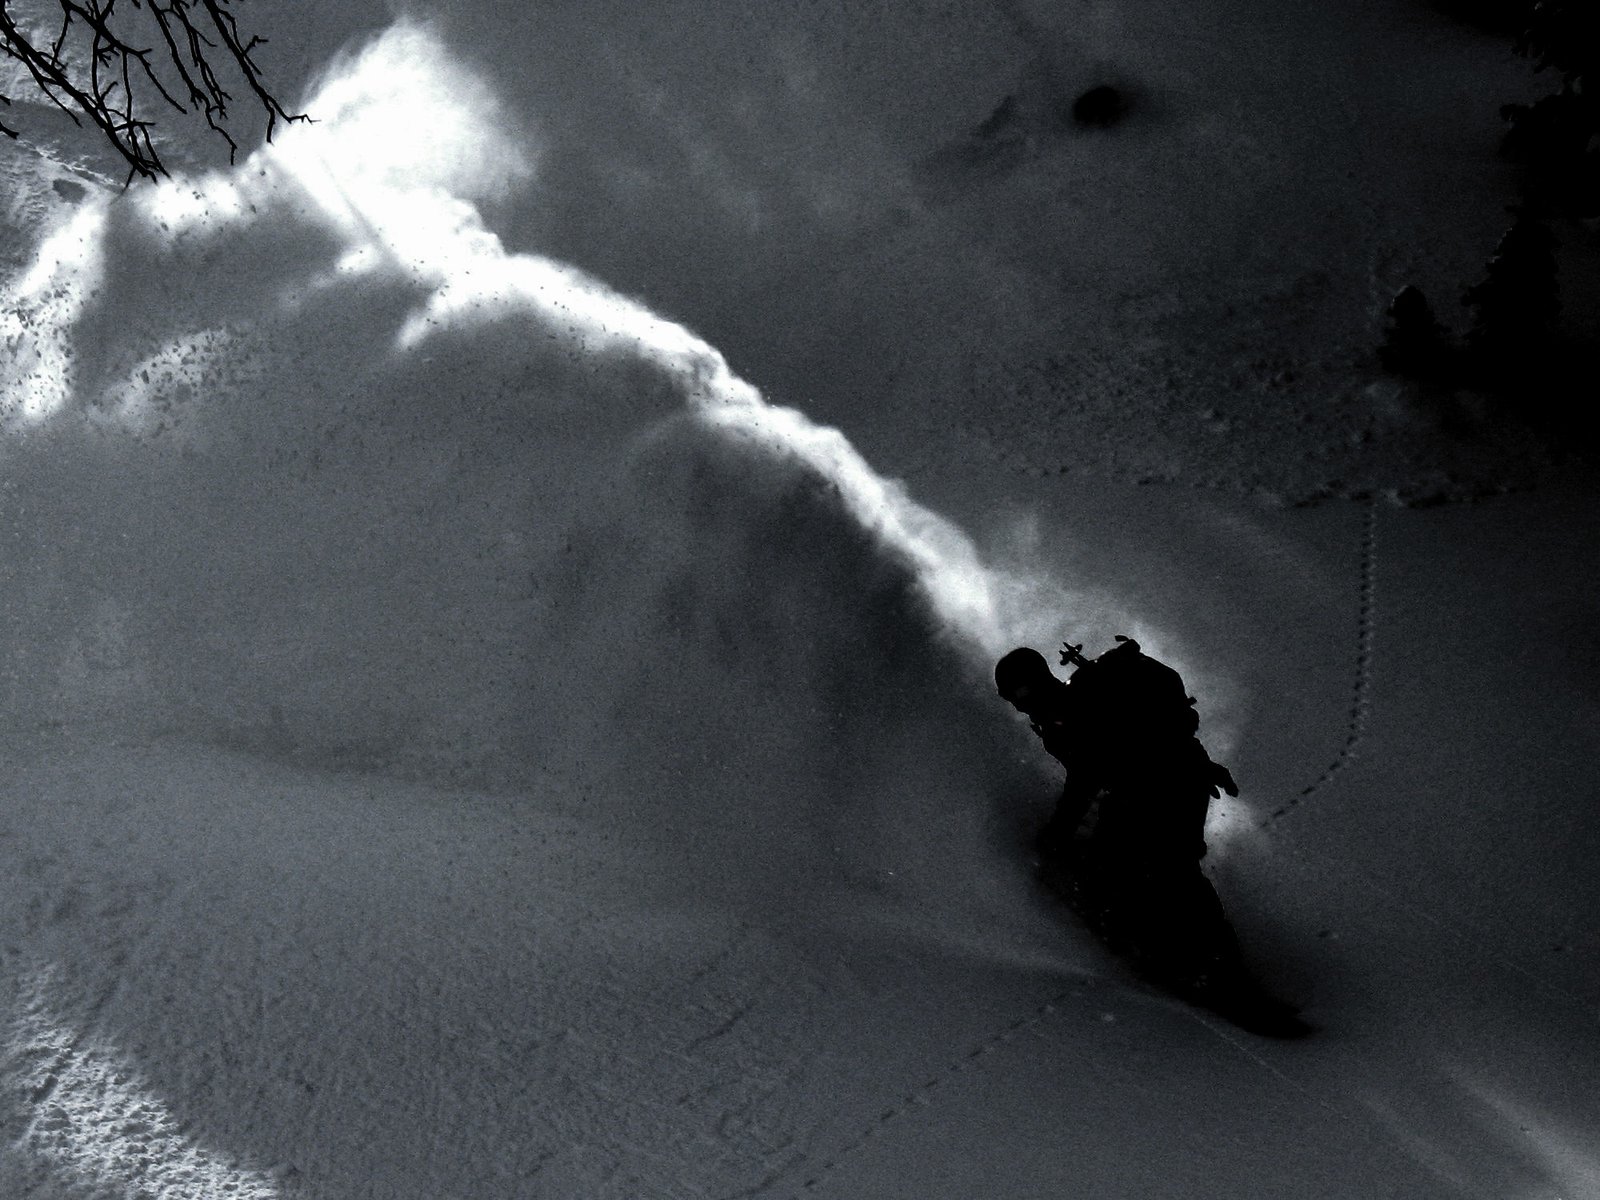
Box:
[0,0,306,182]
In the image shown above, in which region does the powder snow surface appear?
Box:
[2,4,1597,1198]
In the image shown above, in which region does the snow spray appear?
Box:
[0,22,1136,918]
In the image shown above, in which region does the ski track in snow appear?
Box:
[1265,497,1378,827]
[779,988,1079,1200]
[1238,492,1588,1011]
[1218,492,1588,1018]
[772,978,1349,1200]
[777,496,1389,1197]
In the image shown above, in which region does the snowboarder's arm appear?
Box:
[1207,760,1238,799]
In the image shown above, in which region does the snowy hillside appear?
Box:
[2,3,1597,1198]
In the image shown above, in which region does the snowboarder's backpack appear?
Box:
[1061,636,1200,743]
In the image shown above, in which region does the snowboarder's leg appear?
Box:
[1036,779,1094,865]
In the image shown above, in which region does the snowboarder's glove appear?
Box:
[1209,762,1239,799]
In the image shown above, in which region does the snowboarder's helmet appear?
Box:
[995,647,1053,700]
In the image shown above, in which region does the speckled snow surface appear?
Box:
[2,5,1597,1198]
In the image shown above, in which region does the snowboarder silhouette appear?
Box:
[992,636,1304,1034]
[995,636,1236,871]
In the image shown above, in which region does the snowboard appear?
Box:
[1041,848,1311,1038]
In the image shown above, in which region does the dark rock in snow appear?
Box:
[1070,84,1127,128]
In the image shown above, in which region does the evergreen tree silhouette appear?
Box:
[1462,212,1560,378]
[1379,285,1457,383]
[1505,0,1600,216]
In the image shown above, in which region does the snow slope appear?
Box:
[2,5,1598,1198]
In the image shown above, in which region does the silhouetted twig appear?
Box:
[0,0,305,182]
